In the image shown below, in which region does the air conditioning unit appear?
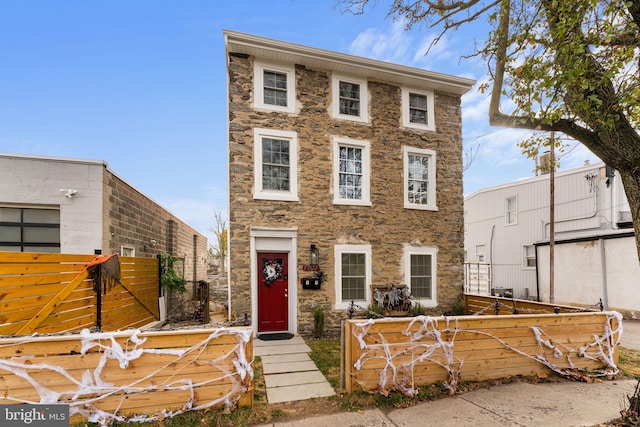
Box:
[491,288,513,298]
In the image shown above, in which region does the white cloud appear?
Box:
[349,21,412,64]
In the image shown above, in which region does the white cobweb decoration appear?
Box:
[349,312,622,396]
[0,327,253,426]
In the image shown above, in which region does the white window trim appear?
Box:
[332,137,371,206]
[253,128,299,201]
[334,244,372,310]
[522,244,536,269]
[404,245,438,307]
[254,60,296,113]
[331,74,369,123]
[121,245,135,257]
[403,146,437,211]
[401,87,435,131]
[505,195,518,226]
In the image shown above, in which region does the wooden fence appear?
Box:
[0,252,160,335]
[464,293,600,316]
[343,312,621,396]
[0,326,253,424]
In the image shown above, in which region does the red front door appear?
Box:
[257,252,289,332]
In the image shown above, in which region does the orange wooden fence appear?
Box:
[0,326,253,424]
[0,252,160,335]
[343,312,621,396]
[464,293,600,316]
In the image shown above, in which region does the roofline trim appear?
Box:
[224,30,476,95]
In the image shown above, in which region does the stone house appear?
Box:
[0,153,208,288]
[224,30,475,335]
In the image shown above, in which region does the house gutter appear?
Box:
[534,244,540,302]
[599,237,609,309]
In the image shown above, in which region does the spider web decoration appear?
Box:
[346,312,622,396]
[0,327,253,426]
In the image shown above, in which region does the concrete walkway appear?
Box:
[259,379,637,426]
[254,336,335,404]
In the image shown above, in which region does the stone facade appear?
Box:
[226,31,474,335]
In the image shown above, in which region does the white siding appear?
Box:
[465,162,631,304]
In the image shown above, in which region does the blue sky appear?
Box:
[0,1,599,246]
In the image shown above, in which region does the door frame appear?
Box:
[250,227,298,336]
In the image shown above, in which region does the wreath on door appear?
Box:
[262,259,283,286]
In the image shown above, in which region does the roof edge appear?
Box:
[224,29,476,95]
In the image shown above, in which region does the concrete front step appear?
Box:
[255,335,335,404]
[254,343,311,356]
[266,381,336,404]
[263,360,318,374]
[264,370,329,388]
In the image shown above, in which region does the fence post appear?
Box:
[494,299,500,315]
[94,249,102,331]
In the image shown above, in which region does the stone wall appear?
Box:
[228,53,465,334]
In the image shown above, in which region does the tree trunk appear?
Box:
[619,169,640,264]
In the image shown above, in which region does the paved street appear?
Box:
[621,318,640,350]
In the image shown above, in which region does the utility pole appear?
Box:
[549,132,555,303]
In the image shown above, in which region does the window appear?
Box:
[404,246,437,307]
[121,245,135,257]
[523,245,536,268]
[0,206,60,253]
[402,88,435,131]
[506,196,518,225]
[334,244,371,309]
[254,60,296,113]
[332,75,368,122]
[403,146,436,210]
[254,128,298,201]
[333,138,371,206]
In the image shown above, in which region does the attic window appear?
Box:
[402,88,435,131]
[332,74,368,123]
[254,60,296,113]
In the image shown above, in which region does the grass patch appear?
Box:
[619,346,640,377]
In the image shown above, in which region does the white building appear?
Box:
[464,161,639,316]
[0,153,208,284]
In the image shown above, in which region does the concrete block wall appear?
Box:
[103,170,208,283]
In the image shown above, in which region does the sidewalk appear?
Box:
[257,379,636,426]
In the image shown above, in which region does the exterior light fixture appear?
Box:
[310,244,319,266]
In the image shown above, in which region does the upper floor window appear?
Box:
[332,74,368,123]
[404,246,437,307]
[333,137,371,206]
[253,128,298,201]
[254,60,296,113]
[334,244,372,309]
[523,245,536,268]
[403,146,437,210]
[506,195,518,225]
[0,206,60,253]
[402,88,435,131]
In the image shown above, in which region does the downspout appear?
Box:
[489,225,495,293]
[600,237,609,309]
[534,244,540,302]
